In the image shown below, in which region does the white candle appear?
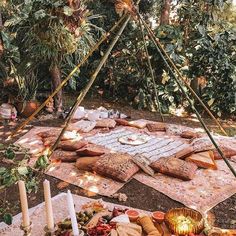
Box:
[18,180,30,227]
[43,180,54,230]
[67,190,79,236]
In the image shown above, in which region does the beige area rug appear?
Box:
[15,126,125,196]
[14,126,100,155]
[15,126,61,155]
[0,193,149,236]
[134,160,236,213]
[46,163,125,196]
[15,126,236,211]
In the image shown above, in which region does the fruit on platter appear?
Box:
[152,211,165,223]
[125,209,140,222]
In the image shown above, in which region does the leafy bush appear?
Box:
[188,29,236,116]
[1,0,235,117]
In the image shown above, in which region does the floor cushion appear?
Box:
[68,120,96,133]
[115,119,130,126]
[95,119,116,128]
[146,122,166,132]
[151,157,198,180]
[76,144,109,156]
[75,156,101,172]
[213,147,236,160]
[50,150,79,162]
[59,140,88,151]
[180,130,200,139]
[186,151,217,169]
[93,153,140,182]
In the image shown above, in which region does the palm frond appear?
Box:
[115,0,136,16]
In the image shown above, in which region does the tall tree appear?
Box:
[3,0,102,113]
[160,0,171,25]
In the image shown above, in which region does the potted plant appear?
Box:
[14,69,39,117]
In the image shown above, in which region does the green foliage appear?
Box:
[0,144,38,193]
[3,213,13,225]
[34,154,50,170]
[87,0,236,116]
[1,0,235,116]
[188,29,236,116]
[1,0,103,92]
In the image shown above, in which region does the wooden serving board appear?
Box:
[0,193,173,236]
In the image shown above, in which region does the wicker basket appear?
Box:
[164,208,204,235]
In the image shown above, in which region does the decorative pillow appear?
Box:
[168,146,194,159]
[75,156,101,171]
[213,147,236,160]
[43,136,57,147]
[146,122,166,132]
[68,120,96,133]
[62,131,78,140]
[115,119,129,126]
[191,137,236,157]
[190,137,214,152]
[128,119,147,129]
[93,153,140,182]
[76,144,109,156]
[186,151,217,170]
[50,150,79,162]
[59,140,88,151]
[151,158,198,180]
[38,130,78,141]
[180,131,200,139]
[37,130,59,138]
[95,119,116,128]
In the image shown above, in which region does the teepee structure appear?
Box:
[9,0,236,177]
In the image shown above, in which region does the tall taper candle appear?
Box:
[18,180,30,227]
[67,190,79,236]
[43,180,54,230]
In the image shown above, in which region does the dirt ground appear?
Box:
[0,97,236,230]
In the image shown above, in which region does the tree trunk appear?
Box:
[155,1,171,82]
[160,0,171,25]
[50,64,63,113]
[0,11,4,58]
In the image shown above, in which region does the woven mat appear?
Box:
[0,194,149,236]
[86,128,190,163]
[134,160,236,213]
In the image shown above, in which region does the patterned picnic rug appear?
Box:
[15,126,236,212]
[134,160,236,213]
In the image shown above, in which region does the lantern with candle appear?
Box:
[164,208,204,235]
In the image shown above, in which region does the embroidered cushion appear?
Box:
[93,153,140,182]
[151,157,198,180]
[50,150,79,162]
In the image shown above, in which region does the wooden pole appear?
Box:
[49,15,132,154]
[138,14,236,177]
[49,0,142,154]
[9,14,127,139]
[138,15,228,136]
[138,17,164,122]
